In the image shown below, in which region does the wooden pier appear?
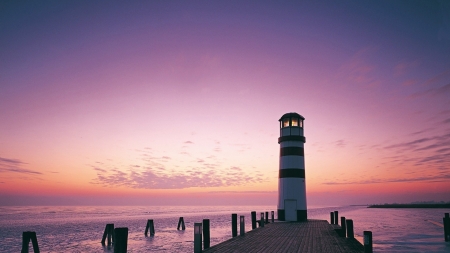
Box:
[203,220,364,253]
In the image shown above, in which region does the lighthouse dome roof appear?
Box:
[279,112,305,121]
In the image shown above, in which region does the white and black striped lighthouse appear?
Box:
[277,112,307,221]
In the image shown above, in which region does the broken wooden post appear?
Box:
[240,216,245,236]
[251,211,257,229]
[232,214,237,237]
[346,219,354,238]
[177,217,186,230]
[260,212,265,228]
[145,219,155,236]
[364,231,373,253]
[271,211,274,223]
[444,213,450,242]
[101,224,114,245]
[203,219,210,249]
[114,227,128,253]
[340,217,346,237]
[265,211,269,223]
[334,211,338,225]
[330,212,334,224]
[21,231,40,253]
[194,223,202,253]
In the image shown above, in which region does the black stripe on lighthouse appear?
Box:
[279,169,305,178]
[279,147,304,156]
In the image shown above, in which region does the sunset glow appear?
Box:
[1,1,449,206]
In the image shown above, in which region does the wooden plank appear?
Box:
[203,220,364,253]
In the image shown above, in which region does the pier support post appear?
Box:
[21,231,40,253]
[240,216,245,236]
[101,224,115,245]
[260,212,265,228]
[145,219,155,236]
[177,217,186,230]
[203,219,210,249]
[114,227,128,253]
[444,213,450,242]
[364,231,373,253]
[271,211,274,223]
[265,212,269,223]
[346,219,354,238]
[194,223,202,253]
[330,212,334,224]
[334,211,338,225]
[251,211,257,229]
[232,214,237,237]
[340,217,346,237]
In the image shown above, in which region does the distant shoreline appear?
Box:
[368,203,450,208]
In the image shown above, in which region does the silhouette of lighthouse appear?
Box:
[277,112,307,221]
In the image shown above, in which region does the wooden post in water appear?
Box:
[145,219,155,236]
[364,231,373,253]
[330,212,334,224]
[334,211,339,225]
[240,216,245,236]
[21,231,40,253]
[346,219,354,238]
[265,212,269,223]
[340,217,346,237]
[251,211,257,229]
[203,219,210,249]
[101,224,115,245]
[177,217,186,230]
[114,227,128,253]
[444,213,450,242]
[260,212,265,228]
[194,223,202,253]
[271,211,274,223]
[232,214,237,237]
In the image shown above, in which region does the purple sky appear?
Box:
[1,1,449,206]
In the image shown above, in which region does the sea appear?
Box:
[0,205,449,252]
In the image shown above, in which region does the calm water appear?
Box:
[0,205,449,252]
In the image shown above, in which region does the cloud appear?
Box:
[0,156,42,175]
[337,46,379,87]
[334,140,346,148]
[184,141,193,144]
[91,160,265,189]
[394,60,420,76]
[323,173,450,185]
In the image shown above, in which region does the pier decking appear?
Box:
[203,220,364,253]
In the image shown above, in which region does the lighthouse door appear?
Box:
[284,199,297,221]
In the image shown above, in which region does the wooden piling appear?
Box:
[251,211,257,229]
[271,211,274,223]
[178,217,186,230]
[260,212,265,228]
[21,231,40,253]
[232,214,237,237]
[203,219,210,249]
[194,223,202,253]
[145,219,155,236]
[240,216,245,236]
[113,227,128,253]
[101,224,114,245]
[340,217,346,237]
[444,213,450,242]
[265,212,269,223]
[346,219,354,238]
[334,211,339,225]
[330,212,334,224]
[363,231,373,253]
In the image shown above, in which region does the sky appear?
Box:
[1,1,449,206]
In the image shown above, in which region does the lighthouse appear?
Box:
[277,112,307,221]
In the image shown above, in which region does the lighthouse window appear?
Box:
[299,120,303,128]
[291,118,298,127]
[283,118,289,127]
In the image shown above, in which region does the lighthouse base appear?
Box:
[277,209,307,222]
